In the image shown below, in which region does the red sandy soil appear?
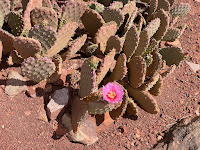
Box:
[0,0,200,149]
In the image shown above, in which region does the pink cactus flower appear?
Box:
[102,82,124,104]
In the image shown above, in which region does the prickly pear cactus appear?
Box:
[21,57,56,82]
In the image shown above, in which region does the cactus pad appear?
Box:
[170,3,190,18]
[96,49,116,85]
[0,0,10,27]
[149,75,163,96]
[126,98,138,115]
[0,29,15,54]
[162,27,181,42]
[79,57,97,98]
[145,18,160,38]
[126,85,160,114]
[81,9,105,37]
[123,25,139,61]
[7,12,24,36]
[159,46,185,66]
[88,1,105,13]
[134,30,150,56]
[21,57,56,83]
[61,0,87,23]
[110,53,127,81]
[13,37,42,59]
[46,22,78,57]
[30,7,58,30]
[94,21,117,54]
[157,0,170,11]
[146,51,162,78]
[128,56,146,88]
[105,35,123,54]
[61,34,87,60]
[109,1,123,9]
[28,25,57,54]
[102,8,124,28]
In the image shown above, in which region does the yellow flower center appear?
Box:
[107,91,116,99]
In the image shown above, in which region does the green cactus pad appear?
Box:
[149,75,163,96]
[28,25,57,54]
[78,57,97,98]
[7,12,24,36]
[0,28,15,54]
[109,83,129,120]
[46,22,78,57]
[0,0,10,27]
[126,98,138,115]
[157,0,170,11]
[30,7,58,30]
[81,9,105,37]
[110,53,127,81]
[128,56,146,88]
[102,8,124,28]
[126,85,160,114]
[162,27,181,42]
[13,37,42,59]
[105,35,123,54]
[96,49,116,85]
[61,0,87,23]
[146,51,162,78]
[159,46,185,66]
[123,25,139,61]
[61,34,87,60]
[21,56,56,83]
[153,9,170,41]
[42,0,53,8]
[109,1,123,9]
[145,18,160,38]
[170,3,190,18]
[134,30,150,56]
[94,21,117,54]
[88,1,105,13]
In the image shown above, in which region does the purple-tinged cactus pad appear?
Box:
[30,7,58,30]
[14,37,42,59]
[21,57,56,82]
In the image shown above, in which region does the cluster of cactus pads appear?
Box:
[0,0,190,143]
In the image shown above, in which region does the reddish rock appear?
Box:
[26,86,37,98]
[54,121,67,136]
[46,88,69,120]
[96,112,115,131]
[44,83,53,93]
[62,113,98,145]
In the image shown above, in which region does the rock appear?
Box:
[26,86,37,98]
[166,39,181,47]
[62,113,98,145]
[118,125,127,134]
[153,116,200,150]
[185,61,200,73]
[46,88,69,120]
[96,112,115,131]
[37,105,48,122]
[54,121,67,136]
[5,71,27,96]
